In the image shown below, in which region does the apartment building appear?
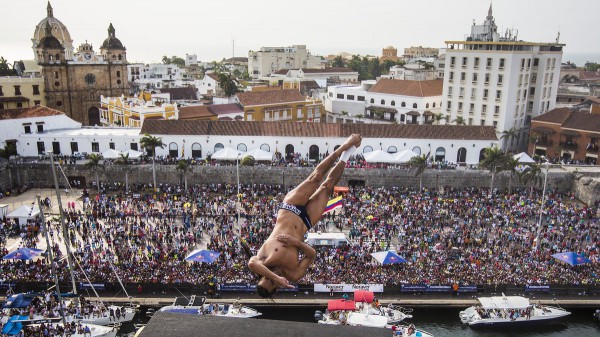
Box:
[248,45,324,79]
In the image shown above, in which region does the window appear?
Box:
[16,102,22,108]
[474,57,479,68]
[460,72,466,81]
[52,142,61,155]
[499,58,505,69]
[14,86,21,95]
[130,143,138,151]
[357,96,365,101]
[169,143,178,157]
[329,92,333,97]
[495,106,500,115]
[493,121,498,127]
[24,125,31,134]
[462,57,467,67]
[435,147,446,162]
[469,103,474,113]
[91,142,99,152]
[363,146,373,153]
[447,101,452,109]
[387,146,397,153]
[530,87,536,95]
[459,87,464,97]
[497,74,503,85]
[347,95,354,100]
[449,72,454,81]
[37,124,43,132]
[533,58,539,67]
[521,59,525,69]
[496,90,501,99]
[482,104,487,113]
[412,146,421,155]
[337,94,344,99]
[381,99,385,105]
[0,86,3,96]
[485,73,490,83]
[412,103,417,108]
[391,101,395,106]
[116,71,121,77]
[214,143,224,153]
[401,102,406,107]
[458,102,463,111]
[297,108,303,119]
[32,85,40,95]
[71,142,78,154]
[54,71,59,79]
[370,98,374,103]
[191,143,202,158]
[34,100,41,105]
[450,57,455,67]
[109,142,115,150]
[260,143,270,152]
[486,58,492,68]
[471,88,476,99]
[37,141,45,155]
[472,73,478,82]
[480,119,485,126]
[483,89,489,99]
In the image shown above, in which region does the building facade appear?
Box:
[236,89,324,122]
[248,45,324,79]
[99,92,178,127]
[380,46,400,62]
[403,46,439,59]
[0,76,46,110]
[441,5,563,153]
[33,3,129,126]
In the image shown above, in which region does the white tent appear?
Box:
[7,205,40,226]
[212,147,245,160]
[513,152,536,164]
[0,204,8,219]
[125,149,143,159]
[363,150,396,164]
[244,148,273,161]
[102,149,122,159]
[393,150,419,163]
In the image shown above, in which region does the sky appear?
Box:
[2,0,600,66]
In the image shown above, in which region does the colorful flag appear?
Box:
[323,196,343,214]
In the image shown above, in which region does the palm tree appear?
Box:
[479,146,511,193]
[140,134,165,191]
[175,159,190,191]
[433,113,446,125]
[218,73,239,96]
[500,127,519,153]
[332,55,345,68]
[521,163,544,196]
[115,152,131,192]
[505,156,520,194]
[84,154,103,193]
[451,116,467,125]
[407,154,429,191]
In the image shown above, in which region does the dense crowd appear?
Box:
[0,182,598,290]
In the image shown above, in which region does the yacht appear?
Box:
[158,296,262,318]
[459,294,570,327]
[1,315,118,337]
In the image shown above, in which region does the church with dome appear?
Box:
[32,2,129,125]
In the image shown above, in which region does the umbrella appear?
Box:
[2,247,44,260]
[513,152,536,164]
[370,251,407,265]
[552,252,591,266]
[185,249,221,263]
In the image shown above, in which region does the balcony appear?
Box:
[560,141,578,150]
[537,139,553,147]
[586,144,599,153]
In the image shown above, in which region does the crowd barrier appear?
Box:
[1,282,599,297]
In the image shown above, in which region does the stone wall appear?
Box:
[6,163,578,195]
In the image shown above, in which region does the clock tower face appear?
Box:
[84,73,96,86]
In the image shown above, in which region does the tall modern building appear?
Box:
[248,45,323,79]
[441,5,564,152]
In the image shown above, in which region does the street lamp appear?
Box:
[534,159,550,251]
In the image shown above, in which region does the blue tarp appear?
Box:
[1,315,28,335]
[2,294,35,309]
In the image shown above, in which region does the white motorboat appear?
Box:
[315,290,412,327]
[158,295,262,318]
[459,294,570,327]
[391,324,435,337]
[1,315,118,337]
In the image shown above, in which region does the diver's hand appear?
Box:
[274,275,295,289]
[276,234,299,247]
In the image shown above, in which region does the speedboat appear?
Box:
[158,295,261,318]
[1,293,136,326]
[315,290,412,328]
[459,294,570,327]
[391,324,435,337]
[1,315,118,337]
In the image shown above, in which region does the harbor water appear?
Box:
[122,306,600,336]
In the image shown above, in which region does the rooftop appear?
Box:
[368,79,443,97]
[0,106,64,120]
[237,89,305,106]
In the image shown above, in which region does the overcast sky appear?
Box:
[3,0,600,65]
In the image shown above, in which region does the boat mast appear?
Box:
[37,195,68,327]
[49,152,78,295]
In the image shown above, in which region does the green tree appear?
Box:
[500,127,520,153]
[115,152,131,192]
[584,62,600,72]
[505,156,520,194]
[218,73,239,96]
[433,113,446,125]
[479,146,512,192]
[240,155,255,166]
[451,116,467,125]
[140,133,165,191]
[176,159,190,190]
[0,57,16,76]
[84,154,103,193]
[407,154,429,191]
[331,55,345,68]
[521,163,544,195]
[0,143,17,159]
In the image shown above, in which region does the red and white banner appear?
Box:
[314,283,384,293]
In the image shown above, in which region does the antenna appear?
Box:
[556,25,561,43]
[232,38,235,59]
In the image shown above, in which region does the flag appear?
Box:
[323,196,343,214]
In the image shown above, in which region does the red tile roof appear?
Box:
[301,67,356,73]
[237,89,304,107]
[159,87,198,100]
[179,106,215,120]
[0,105,64,120]
[369,79,443,97]
[209,103,243,116]
[561,111,600,134]
[206,73,220,81]
[141,120,498,140]
[531,108,572,124]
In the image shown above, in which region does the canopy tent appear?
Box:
[211,147,245,160]
[393,149,419,163]
[327,299,356,311]
[6,205,40,226]
[2,247,44,261]
[363,149,396,164]
[125,149,144,159]
[244,148,274,161]
[552,252,591,266]
[513,152,536,164]
[371,250,407,264]
[0,204,8,218]
[101,149,122,159]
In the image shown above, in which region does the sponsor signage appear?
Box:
[220,283,298,293]
[525,285,550,292]
[314,284,384,293]
[79,283,105,290]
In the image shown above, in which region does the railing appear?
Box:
[586,145,599,153]
[560,141,578,150]
[536,139,553,146]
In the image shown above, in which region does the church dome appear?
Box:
[39,35,63,49]
[32,2,73,49]
[100,23,125,50]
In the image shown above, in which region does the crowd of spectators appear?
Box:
[0,182,598,290]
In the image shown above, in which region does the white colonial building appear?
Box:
[128,63,185,89]
[442,5,563,152]
[324,79,443,125]
[248,45,324,79]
